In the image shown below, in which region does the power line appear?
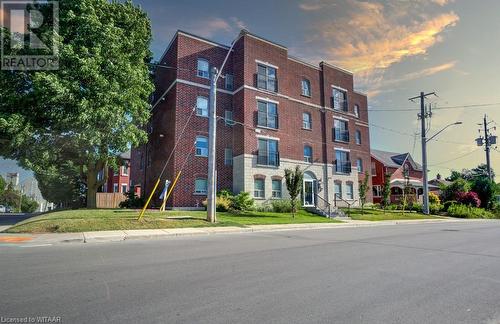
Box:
[367,102,500,112]
[429,148,480,167]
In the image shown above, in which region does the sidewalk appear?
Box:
[0,217,484,246]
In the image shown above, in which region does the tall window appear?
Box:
[257,101,278,129]
[113,183,119,193]
[371,161,377,176]
[224,110,234,126]
[254,179,265,198]
[196,96,208,117]
[257,138,279,166]
[346,182,354,200]
[334,181,342,199]
[302,112,312,129]
[357,158,363,173]
[225,74,234,91]
[355,130,362,145]
[257,64,277,92]
[121,184,128,194]
[194,178,208,194]
[224,148,233,166]
[334,119,349,142]
[197,59,209,78]
[304,145,313,163]
[195,136,208,157]
[332,88,348,111]
[301,79,311,97]
[335,150,351,174]
[122,164,129,176]
[373,185,382,197]
[272,179,282,198]
[354,104,360,118]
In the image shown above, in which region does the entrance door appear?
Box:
[303,180,315,207]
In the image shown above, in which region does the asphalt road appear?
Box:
[0,213,33,227]
[1,221,500,324]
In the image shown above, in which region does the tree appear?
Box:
[0,0,154,208]
[358,171,370,213]
[381,174,391,212]
[441,178,471,203]
[0,175,5,196]
[471,177,496,209]
[284,166,304,218]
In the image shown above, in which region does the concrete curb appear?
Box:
[0,218,492,246]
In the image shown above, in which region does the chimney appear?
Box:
[436,173,441,180]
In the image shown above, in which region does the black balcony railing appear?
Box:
[257,151,280,166]
[333,129,350,142]
[335,161,352,174]
[257,74,278,92]
[331,98,348,112]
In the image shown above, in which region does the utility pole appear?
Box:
[207,66,218,223]
[409,91,436,215]
[476,115,497,181]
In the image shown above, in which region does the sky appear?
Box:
[1,0,499,181]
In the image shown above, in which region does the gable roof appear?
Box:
[371,149,422,171]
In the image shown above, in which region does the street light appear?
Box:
[422,121,462,214]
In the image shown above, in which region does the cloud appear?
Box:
[390,61,457,84]
[299,1,336,11]
[432,0,454,6]
[189,17,246,38]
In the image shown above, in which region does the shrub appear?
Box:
[447,203,494,219]
[387,204,398,210]
[231,192,255,211]
[456,191,481,208]
[217,189,233,198]
[270,199,301,213]
[428,192,441,205]
[441,178,471,202]
[202,196,232,212]
[411,203,422,212]
[443,200,457,212]
[429,203,442,215]
[119,191,145,209]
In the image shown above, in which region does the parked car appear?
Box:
[0,205,6,213]
[5,206,13,213]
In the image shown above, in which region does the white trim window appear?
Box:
[113,183,119,193]
[334,119,349,142]
[354,104,360,118]
[334,181,342,199]
[346,182,354,200]
[194,178,208,195]
[355,130,362,145]
[301,79,311,97]
[122,164,129,176]
[332,88,348,112]
[257,100,278,129]
[272,179,282,198]
[195,136,208,157]
[121,184,128,193]
[302,112,312,130]
[257,64,277,92]
[304,145,313,163]
[357,158,363,173]
[225,74,234,91]
[197,59,209,78]
[224,148,233,166]
[254,179,265,198]
[373,185,382,197]
[371,161,377,176]
[196,96,208,117]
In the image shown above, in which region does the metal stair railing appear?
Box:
[315,194,333,218]
[334,195,358,217]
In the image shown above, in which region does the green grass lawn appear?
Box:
[4,209,340,233]
[345,207,441,221]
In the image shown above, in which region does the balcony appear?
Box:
[333,129,350,142]
[335,161,352,174]
[257,151,280,167]
[257,74,278,92]
[331,98,348,112]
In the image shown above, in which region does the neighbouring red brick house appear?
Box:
[371,149,424,204]
[131,30,372,209]
[99,151,132,194]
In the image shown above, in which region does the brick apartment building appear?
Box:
[99,151,132,194]
[131,30,372,209]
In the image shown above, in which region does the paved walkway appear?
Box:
[0,217,485,246]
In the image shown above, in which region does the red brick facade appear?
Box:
[131,30,373,208]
